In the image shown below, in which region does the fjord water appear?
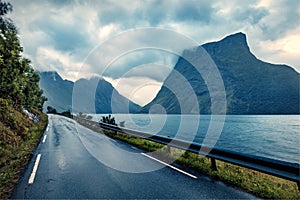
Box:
[94,114,299,164]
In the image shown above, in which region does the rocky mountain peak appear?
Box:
[221,32,247,46]
[39,71,141,113]
[141,32,299,114]
[38,71,63,82]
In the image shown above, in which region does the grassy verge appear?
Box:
[76,119,300,199]
[0,110,48,199]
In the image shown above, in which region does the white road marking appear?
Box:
[46,125,49,132]
[131,146,138,150]
[42,135,47,143]
[28,154,41,184]
[141,153,197,179]
[109,139,117,143]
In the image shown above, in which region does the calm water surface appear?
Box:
[92,114,300,164]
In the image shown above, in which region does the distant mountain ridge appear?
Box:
[141,32,300,114]
[39,71,73,112]
[40,32,299,115]
[38,71,140,113]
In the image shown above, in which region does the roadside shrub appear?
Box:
[100,114,117,126]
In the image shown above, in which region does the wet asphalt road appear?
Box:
[11,114,257,199]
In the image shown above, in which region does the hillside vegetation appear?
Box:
[0,1,47,199]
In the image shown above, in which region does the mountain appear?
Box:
[39,71,73,112]
[72,77,141,113]
[141,32,300,114]
[39,71,140,113]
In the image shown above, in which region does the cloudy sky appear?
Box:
[8,0,300,106]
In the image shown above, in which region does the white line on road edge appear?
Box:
[28,154,41,184]
[141,153,197,179]
[131,146,138,150]
[42,135,47,143]
[46,125,49,132]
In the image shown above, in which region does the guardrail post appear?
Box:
[166,145,171,153]
[211,158,217,171]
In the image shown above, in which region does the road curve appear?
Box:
[12,114,257,199]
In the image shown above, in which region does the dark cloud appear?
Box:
[233,6,268,25]
[136,0,170,26]
[7,0,300,82]
[97,2,129,25]
[97,0,214,27]
[267,0,299,40]
[174,1,213,23]
[50,0,73,6]
[33,19,88,51]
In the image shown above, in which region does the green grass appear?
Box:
[175,150,299,199]
[0,107,48,200]
[76,119,300,199]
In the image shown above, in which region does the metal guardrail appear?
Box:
[75,117,300,188]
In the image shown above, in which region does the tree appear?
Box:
[77,112,87,119]
[60,110,73,118]
[86,115,93,120]
[0,0,46,111]
[100,114,117,126]
[47,106,57,114]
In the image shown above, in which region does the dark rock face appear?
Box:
[39,71,73,113]
[39,71,140,113]
[141,32,300,114]
[72,77,140,113]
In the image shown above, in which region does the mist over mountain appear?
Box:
[39,71,73,112]
[141,32,300,114]
[72,77,141,113]
[39,71,140,113]
[40,33,299,115]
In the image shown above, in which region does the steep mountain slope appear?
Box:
[39,71,140,113]
[39,71,73,112]
[72,77,141,113]
[141,32,300,114]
